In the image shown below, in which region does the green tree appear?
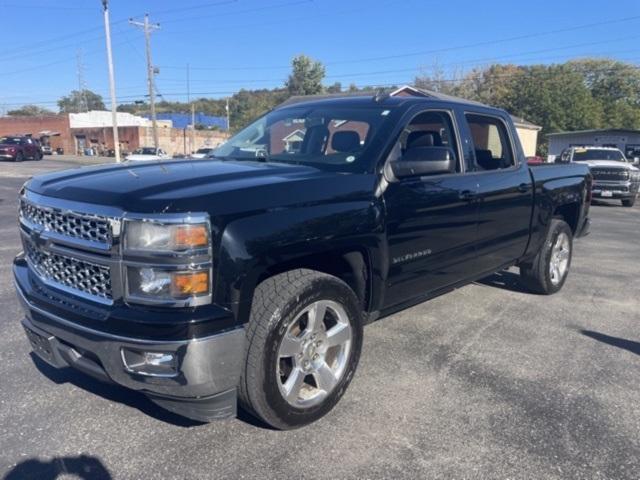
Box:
[326,82,342,93]
[57,89,106,113]
[7,104,54,116]
[568,58,640,129]
[285,54,326,96]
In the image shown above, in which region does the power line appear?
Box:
[153,35,640,86]
[4,60,640,109]
[0,0,304,58]
[159,0,312,24]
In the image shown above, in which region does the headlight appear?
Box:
[124,220,210,253]
[127,267,211,302]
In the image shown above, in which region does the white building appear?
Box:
[69,110,153,128]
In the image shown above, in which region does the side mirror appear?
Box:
[389,146,455,179]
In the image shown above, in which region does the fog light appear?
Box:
[121,348,178,377]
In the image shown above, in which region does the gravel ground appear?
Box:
[0,157,639,479]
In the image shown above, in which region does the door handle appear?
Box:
[517,183,531,193]
[459,190,476,201]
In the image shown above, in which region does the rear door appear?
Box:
[383,108,479,308]
[461,112,533,274]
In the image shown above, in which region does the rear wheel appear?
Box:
[622,196,636,207]
[519,219,573,295]
[34,151,42,161]
[239,269,363,430]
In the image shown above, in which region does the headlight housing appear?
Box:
[123,215,212,307]
[124,221,210,253]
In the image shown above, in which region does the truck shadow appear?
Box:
[30,354,274,430]
[30,354,204,427]
[580,329,640,357]
[475,270,532,294]
[3,454,111,480]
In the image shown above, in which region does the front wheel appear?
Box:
[14,152,23,162]
[622,196,636,207]
[519,219,573,295]
[239,269,363,430]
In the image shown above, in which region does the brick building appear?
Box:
[0,111,229,156]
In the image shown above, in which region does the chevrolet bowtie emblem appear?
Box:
[29,226,47,248]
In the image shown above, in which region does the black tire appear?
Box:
[34,151,42,161]
[622,197,636,207]
[239,269,363,430]
[14,152,23,162]
[519,219,573,295]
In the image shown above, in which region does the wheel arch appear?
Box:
[552,202,580,234]
[213,203,385,326]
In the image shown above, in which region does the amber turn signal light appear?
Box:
[171,271,209,296]
[173,224,209,249]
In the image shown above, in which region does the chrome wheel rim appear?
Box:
[549,232,570,285]
[276,300,352,408]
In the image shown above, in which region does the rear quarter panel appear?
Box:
[524,163,591,260]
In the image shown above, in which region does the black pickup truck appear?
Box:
[14,93,591,429]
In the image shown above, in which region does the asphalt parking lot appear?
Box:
[0,157,639,479]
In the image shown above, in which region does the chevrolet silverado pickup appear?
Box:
[14,93,591,429]
[558,146,640,207]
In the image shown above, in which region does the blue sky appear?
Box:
[0,0,639,111]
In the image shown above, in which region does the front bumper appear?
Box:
[592,180,639,199]
[0,154,16,160]
[14,268,245,422]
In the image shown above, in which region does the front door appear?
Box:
[383,109,479,308]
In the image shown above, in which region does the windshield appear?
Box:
[196,148,213,154]
[0,137,22,145]
[133,147,157,155]
[213,105,396,172]
[573,149,626,162]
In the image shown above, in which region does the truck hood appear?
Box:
[25,159,368,215]
[579,160,634,169]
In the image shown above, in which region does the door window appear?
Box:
[392,110,461,173]
[466,114,515,171]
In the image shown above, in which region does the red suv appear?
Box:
[0,136,43,162]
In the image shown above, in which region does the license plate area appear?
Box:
[23,325,56,364]
[601,190,613,197]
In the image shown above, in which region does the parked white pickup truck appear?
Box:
[558,146,640,207]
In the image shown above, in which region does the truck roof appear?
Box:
[275,88,496,112]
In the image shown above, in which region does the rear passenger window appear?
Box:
[466,114,515,171]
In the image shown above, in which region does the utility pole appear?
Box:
[76,48,88,112]
[226,97,230,133]
[130,14,160,150]
[187,63,195,154]
[102,0,121,162]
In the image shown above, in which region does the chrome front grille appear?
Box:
[24,239,112,301]
[20,199,113,246]
[590,168,629,182]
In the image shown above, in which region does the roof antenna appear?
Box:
[373,88,390,103]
